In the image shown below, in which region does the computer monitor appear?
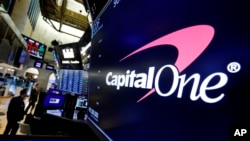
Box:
[22,34,47,60]
[58,69,84,95]
[42,90,65,110]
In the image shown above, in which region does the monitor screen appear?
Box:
[75,96,88,109]
[87,0,250,141]
[43,90,65,109]
[58,69,84,94]
[22,35,47,60]
[46,64,54,70]
[33,61,43,68]
[47,88,62,95]
[54,42,83,70]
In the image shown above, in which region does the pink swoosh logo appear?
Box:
[119,25,215,103]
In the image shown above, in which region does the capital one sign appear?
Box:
[105,25,240,104]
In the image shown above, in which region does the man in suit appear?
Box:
[25,83,40,114]
[3,88,27,135]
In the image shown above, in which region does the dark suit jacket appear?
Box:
[29,88,38,103]
[7,96,25,121]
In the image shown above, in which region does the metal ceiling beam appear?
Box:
[39,0,89,36]
[59,0,67,32]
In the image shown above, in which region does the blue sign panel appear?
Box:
[87,1,250,141]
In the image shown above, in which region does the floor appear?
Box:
[0,96,29,135]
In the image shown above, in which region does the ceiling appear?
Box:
[39,0,90,33]
[0,0,93,70]
[39,0,92,65]
[38,0,107,66]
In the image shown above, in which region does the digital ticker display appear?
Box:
[59,69,84,94]
[87,0,250,141]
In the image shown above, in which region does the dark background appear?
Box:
[88,0,250,141]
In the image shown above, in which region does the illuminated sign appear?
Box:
[54,43,83,70]
[61,48,80,65]
[34,61,43,68]
[61,60,80,64]
[49,98,60,104]
[105,25,235,103]
[106,64,240,103]
[87,1,250,141]
[47,88,61,94]
[46,64,55,70]
[62,48,75,59]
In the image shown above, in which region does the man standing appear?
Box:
[3,88,27,135]
[25,83,40,114]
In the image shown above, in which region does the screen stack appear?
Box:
[59,69,83,94]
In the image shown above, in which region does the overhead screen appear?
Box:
[22,35,46,60]
[54,42,83,70]
[87,0,250,141]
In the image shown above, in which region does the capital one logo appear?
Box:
[106,25,233,104]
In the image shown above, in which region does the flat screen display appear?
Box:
[22,35,46,60]
[46,64,54,70]
[87,0,250,141]
[75,96,88,109]
[43,94,65,109]
[59,69,84,94]
[54,42,83,70]
[33,61,43,68]
[47,88,62,95]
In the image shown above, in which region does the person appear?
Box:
[77,108,86,121]
[25,83,40,114]
[3,88,27,135]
